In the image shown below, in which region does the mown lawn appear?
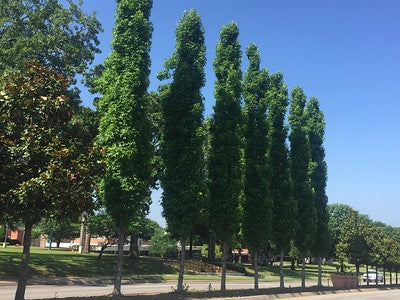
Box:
[0,246,176,280]
[243,261,355,282]
[3,246,384,283]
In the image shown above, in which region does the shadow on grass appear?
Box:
[0,248,177,281]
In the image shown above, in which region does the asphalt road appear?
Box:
[280,289,400,300]
[1,280,303,300]
[1,280,399,300]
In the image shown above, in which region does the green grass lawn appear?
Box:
[245,261,358,282]
[0,246,176,280]
[2,246,395,283]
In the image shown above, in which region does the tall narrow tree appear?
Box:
[306,97,330,287]
[267,73,296,289]
[96,0,153,296]
[208,22,242,291]
[242,44,272,290]
[289,87,317,288]
[157,10,206,292]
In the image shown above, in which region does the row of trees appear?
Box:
[155,8,329,292]
[329,204,400,281]
[0,0,332,298]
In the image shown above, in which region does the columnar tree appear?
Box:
[0,62,102,300]
[267,73,296,289]
[306,97,330,287]
[208,22,242,291]
[96,0,153,295]
[203,117,217,261]
[242,43,272,290]
[289,86,316,288]
[157,10,206,292]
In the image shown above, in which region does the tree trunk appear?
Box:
[78,214,86,254]
[279,250,284,289]
[317,257,322,287]
[208,231,215,261]
[290,257,296,271]
[15,222,33,300]
[238,248,242,264]
[129,235,139,259]
[3,223,8,248]
[254,251,259,290]
[98,241,111,259]
[112,229,125,296]
[56,238,61,248]
[177,239,185,292]
[355,264,359,287]
[396,270,398,285]
[189,233,193,260]
[301,256,306,288]
[83,228,91,254]
[48,229,52,250]
[366,265,369,286]
[390,268,392,285]
[221,241,227,291]
[383,266,386,285]
[340,261,344,273]
[376,266,378,286]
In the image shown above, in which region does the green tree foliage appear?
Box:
[0,0,102,78]
[33,218,80,247]
[289,87,316,254]
[327,203,353,257]
[289,87,316,287]
[305,97,330,286]
[242,43,272,290]
[267,72,295,288]
[335,209,371,274]
[0,62,103,300]
[157,10,206,292]
[95,0,153,295]
[127,214,161,259]
[148,228,178,258]
[306,98,329,255]
[208,22,242,291]
[373,221,400,244]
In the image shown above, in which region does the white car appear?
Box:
[362,271,383,282]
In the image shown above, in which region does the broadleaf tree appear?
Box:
[306,97,330,287]
[157,10,206,292]
[242,43,272,290]
[0,62,103,300]
[0,0,102,78]
[267,73,296,289]
[208,22,243,291]
[289,86,316,288]
[95,0,154,295]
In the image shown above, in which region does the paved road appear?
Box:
[1,280,399,300]
[280,289,400,300]
[0,280,306,300]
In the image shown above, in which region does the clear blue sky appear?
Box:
[77,0,400,227]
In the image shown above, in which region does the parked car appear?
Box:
[362,271,383,282]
